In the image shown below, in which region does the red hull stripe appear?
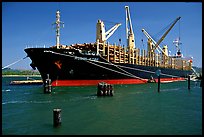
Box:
[156,77,186,83]
[51,77,185,86]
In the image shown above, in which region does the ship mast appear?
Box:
[53,10,64,49]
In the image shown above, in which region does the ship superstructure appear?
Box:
[25,6,193,86]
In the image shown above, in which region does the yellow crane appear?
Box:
[96,20,121,43]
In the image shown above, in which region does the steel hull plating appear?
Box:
[25,48,192,86]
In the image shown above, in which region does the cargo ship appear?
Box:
[25,6,193,86]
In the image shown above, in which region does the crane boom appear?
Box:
[125,6,133,35]
[142,29,167,56]
[153,17,181,51]
[125,6,135,49]
[96,20,121,43]
[105,23,121,40]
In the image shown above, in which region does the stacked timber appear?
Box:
[58,41,192,71]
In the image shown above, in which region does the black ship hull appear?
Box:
[25,48,192,86]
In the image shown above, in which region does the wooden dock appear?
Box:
[10,80,43,85]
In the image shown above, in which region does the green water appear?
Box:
[2,77,202,135]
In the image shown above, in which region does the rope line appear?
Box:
[99,56,146,81]
[2,56,28,70]
[46,50,145,80]
[87,55,180,78]
[86,60,144,80]
[117,65,181,78]
[44,50,182,79]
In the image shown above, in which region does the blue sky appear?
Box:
[2,2,202,70]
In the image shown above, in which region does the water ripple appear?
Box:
[2,100,52,105]
[2,89,11,92]
[160,88,181,92]
[69,95,97,102]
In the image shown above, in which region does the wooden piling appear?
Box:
[156,69,161,93]
[53,108,62,127]
[109,84,114,96]
[158,75,160,93]
[97,83,103,96]
[44,74,52,93]
[188,75,190,90]
[97,82,114,96]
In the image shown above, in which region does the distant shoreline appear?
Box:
[2,75,41,77]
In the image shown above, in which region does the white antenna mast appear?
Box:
[53,10,64,49]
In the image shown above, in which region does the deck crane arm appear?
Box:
[105,23,121,40]
[96,20,121,43]
[142,28,169,57]
[153,17,181,51]
[141,29,162,53]
[125,6,135,49]
[125,6,134,36]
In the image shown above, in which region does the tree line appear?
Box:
[2,68,40,75]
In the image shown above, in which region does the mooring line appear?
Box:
[46,50,183,79]
[2,56,28,70]
[49,51,146,81]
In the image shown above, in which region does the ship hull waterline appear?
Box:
[25,48,192,87]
